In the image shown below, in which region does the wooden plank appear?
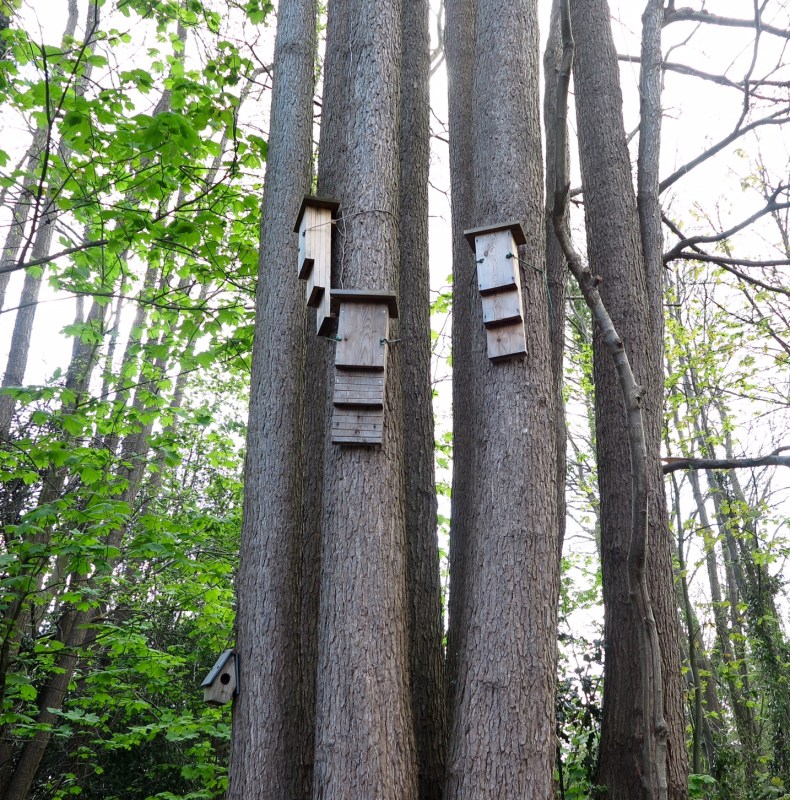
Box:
[474,229,520,295]
[332,406,384,445]
[301,206,333,308]
[316,288,333,335]
[485,321,527,361]
[463,220,527,250]
[333,370,385,406]
[481,288,523,327]
[297,205,314,280]
[335,302,389,370]
[331,290,399,319]
[293,195,340,232]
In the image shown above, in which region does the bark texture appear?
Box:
[399,1,447,797]
[543,0,568,557]
[311,0,417,796]
[227,0,316,797]
[443,0,476,715]
[445,0,560,798]
[568,0,688,796]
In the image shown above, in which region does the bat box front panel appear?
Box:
[334,303,389,370]
[475,229,521,295]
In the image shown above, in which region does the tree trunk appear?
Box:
[568,0,688,797]
[443,0,476,720]
[444,0,560,797]
[399,1,447,797]
[310,0,417,797]
[0,0,96,441]
[544,0,569,562]
[227,0,316,797]
[0,131,47,315]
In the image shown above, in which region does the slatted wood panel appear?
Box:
[330,293,397,446]
[335,303,389,369]
[333,369,385,407]
[331,406,385,445]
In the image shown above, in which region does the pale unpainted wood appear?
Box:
[473,229,520,294]
[315,286,332,335]
[480,288,522,327]
[484,321,527,360]
[335,302,389,369]
[299,205,333,308]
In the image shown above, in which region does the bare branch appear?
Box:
[672,252,790,296]
[620,54,790,93]
[663,187,790,261]
[660,112,790,193]
[662,451,790,474]
[664,7,790,39]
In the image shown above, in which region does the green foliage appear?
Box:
[0,0,273,795]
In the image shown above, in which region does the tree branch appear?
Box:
[662,450,790,474]
[663,188,790,262]
[660,112,790,193]
[553,2,666,797]
[672,252,790,296]
[618,54,790,93]
[664,7,790,40]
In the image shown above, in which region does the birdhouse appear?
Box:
[330,290,398,446]
[464,221,528,361]
[294,196,340,334]
[200,650,238,705]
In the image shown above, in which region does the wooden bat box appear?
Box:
[294,196,340,333]
[464,221,528,361]
[330,290,399,445]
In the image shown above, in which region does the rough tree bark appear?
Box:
[567,0,688,796]
[226,0,316,797]
[443,0,476,717]
[310,0,417,796]
[543,0,568,558]
[444,0,560,797]
[398,0,447,796]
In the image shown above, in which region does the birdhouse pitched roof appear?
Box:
[200,649,235,687]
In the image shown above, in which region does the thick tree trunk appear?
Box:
[227,0,316,797]
[568,0,688,797]
[399,1,447,797]
[443,0,476,719]
[544,0,568,559]
[310,1,417,797]
[444,0,560,798]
